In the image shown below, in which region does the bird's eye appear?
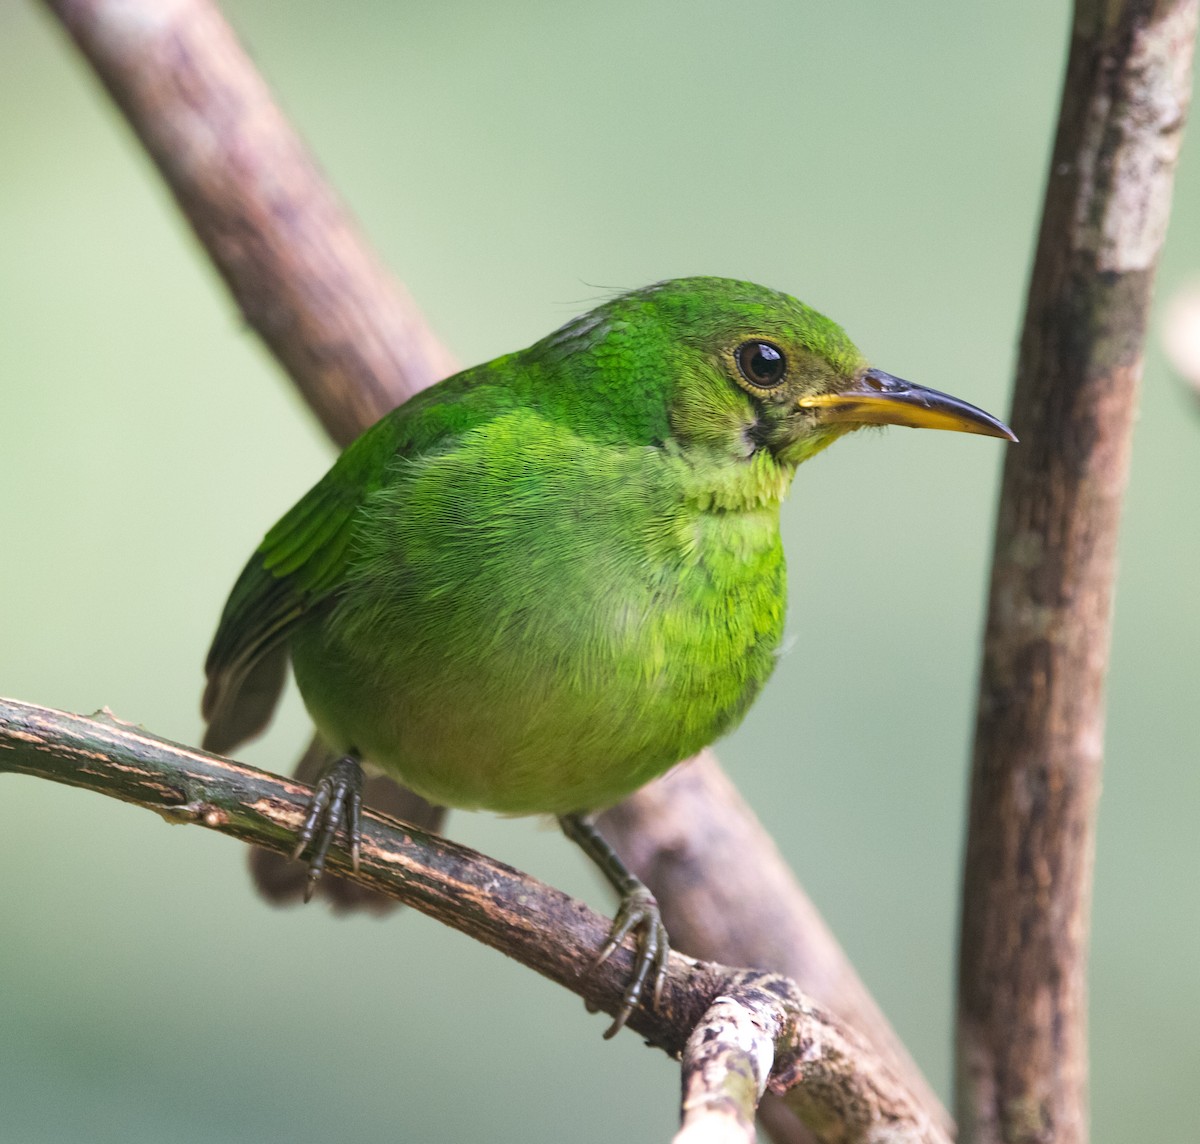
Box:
[735,341,787,388]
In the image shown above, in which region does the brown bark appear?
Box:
[42,1,945,1137]
[956,4,1198,1144]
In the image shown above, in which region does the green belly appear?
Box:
[290,435,788,814]
[292,556,784,813]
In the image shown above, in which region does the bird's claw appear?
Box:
[291,754,364,900]
[594,884,670,1039]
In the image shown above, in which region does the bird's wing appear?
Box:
[201,410,408,754]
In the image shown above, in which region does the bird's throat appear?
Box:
[675,446,794,515]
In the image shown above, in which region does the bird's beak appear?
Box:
[798,368,1017,442]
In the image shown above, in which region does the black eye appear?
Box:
[735,341,787,388]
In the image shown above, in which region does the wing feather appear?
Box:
[200,360,499,756]
[201,412,406,754]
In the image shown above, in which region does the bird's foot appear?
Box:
[558,812,671,1037]
[291,753,364,901]
[594,884,670,1039]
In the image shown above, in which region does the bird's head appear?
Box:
[540,278,1014,466]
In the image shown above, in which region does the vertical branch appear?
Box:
[956,4,1198,1144]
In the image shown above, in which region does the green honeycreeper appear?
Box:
[202,277,1013,1034]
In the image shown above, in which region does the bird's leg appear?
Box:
[559,812,670,1038]
[291,752,364,901]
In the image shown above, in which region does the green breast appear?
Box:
[290,415,788,814]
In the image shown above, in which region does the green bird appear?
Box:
[202,276,1013,1034]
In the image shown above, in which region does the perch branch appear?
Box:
[44,0,947,1135]
[0,697,946,1144]
[957,3,1198,1144]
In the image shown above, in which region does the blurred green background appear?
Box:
[2,2,1197,1141]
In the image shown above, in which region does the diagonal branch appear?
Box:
[0,697,946,1144]
[43,0,946,1136]
[957,3,1198,1143]
[47,0,457,444]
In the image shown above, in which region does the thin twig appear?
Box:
[0,697,946,1144]
[676,994,777,1144]
[958,3,1198,1143]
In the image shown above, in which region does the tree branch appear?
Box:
[0,697,945,1144]
[42,0,950,1137]
[47,0,458,444]
[957,3,1198,1143]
